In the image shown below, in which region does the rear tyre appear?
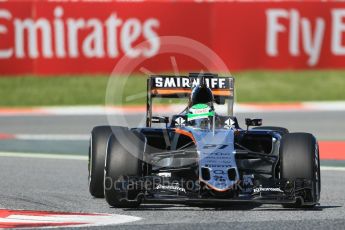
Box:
[104,127,146,208]
[88,126,114,198]
[279,133,320,208]
[253,126,289,136]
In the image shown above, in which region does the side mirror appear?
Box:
[245,118,262,130]
[152,116,169,125]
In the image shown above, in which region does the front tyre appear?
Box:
[88,126,114,198]
[280,133,321,208]
[104,127,146,208]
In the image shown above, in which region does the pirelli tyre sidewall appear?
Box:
[89,126,114,198]
[279,133,321,208]
[104,127,146,208]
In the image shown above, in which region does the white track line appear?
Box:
[15,134,90,141]
[0,213,141,228]
[0,152,345,172]
[320,166,345,171]
[0,152,87,160]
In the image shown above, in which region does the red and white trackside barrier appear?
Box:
[1,0,345,75]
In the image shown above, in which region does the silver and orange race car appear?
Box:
[88,73,320,208]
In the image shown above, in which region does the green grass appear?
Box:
[0,70,344,107]
[0,75,109,107]
[235,70,345,102]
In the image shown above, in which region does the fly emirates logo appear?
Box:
[266,9,345,66]
[0,7,160,59]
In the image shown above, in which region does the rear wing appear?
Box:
[146,73,235,127]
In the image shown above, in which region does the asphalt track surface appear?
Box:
[0,111,344,229]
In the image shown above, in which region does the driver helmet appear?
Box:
[187,103,215,129]
[190,84,214,107]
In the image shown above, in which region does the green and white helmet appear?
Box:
[187,103,215,129]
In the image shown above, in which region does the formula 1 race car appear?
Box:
[88,73,320,208]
